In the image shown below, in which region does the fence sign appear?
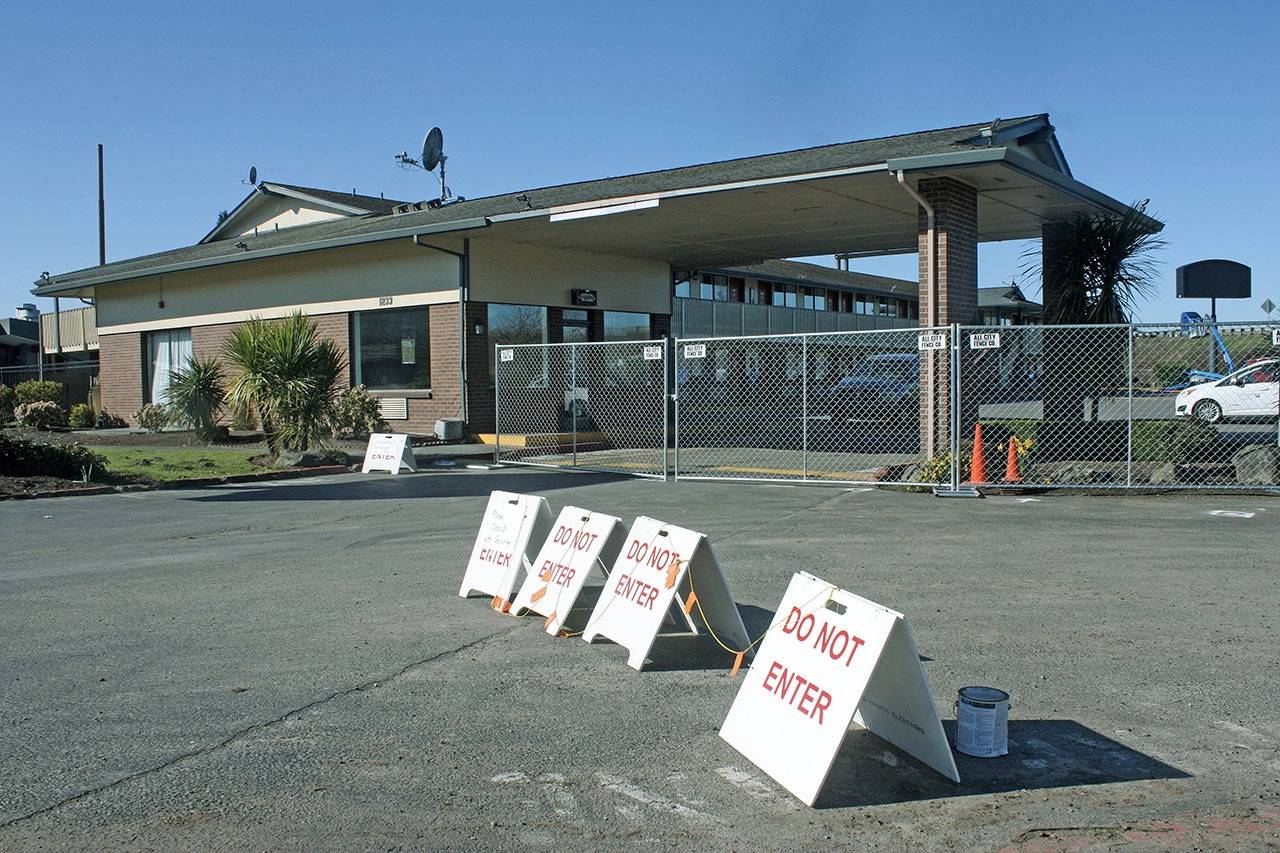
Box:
[917,332,947,351]
[969,332,1001,350]
[499,348,514,362]
[720,571,958,806]
[684,343,707,359]
[1273,328,1280,346]
[510,506,626,635]
[361,433,418,474]
[643,345,663,361]
[582,516,749,670]
[459,491,554,603]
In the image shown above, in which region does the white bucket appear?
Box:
[955,686,1010,757]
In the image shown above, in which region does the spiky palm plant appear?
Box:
[222,314,345,455]
[166,356,225,442]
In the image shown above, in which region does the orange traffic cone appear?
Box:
[1004,436,1022,483]
[967,422,986,484]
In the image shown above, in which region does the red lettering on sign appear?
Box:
[781,606,866,667]
[613,573,659,609]
[761,660,832,724]
[477,549,511,568]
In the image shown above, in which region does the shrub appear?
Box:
[223,313,345,454]
[133,403,170,433]
[96,409,126,429]
[334,385,387,439]
[1149,362,1190,389]
[15,379,64,406]
[166,356,226,442]
[0,434,105,481]
[1132,418,1222,463]
[15,400,67,430]
[68,403,96,429]
[0,384,14,423]
[229,407,258,432]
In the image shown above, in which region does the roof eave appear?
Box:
[33,217,490,296]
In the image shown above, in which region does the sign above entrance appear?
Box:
[459,491,554,604]
[719,571,958,806]
[361,433,418,474]
[571,289,598,306]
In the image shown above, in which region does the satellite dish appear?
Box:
[249,165,258,185]
[422,127,444,172]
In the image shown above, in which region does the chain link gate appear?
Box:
[673,328,953,486]
[494,339,669,479]
[955,322,1279,490]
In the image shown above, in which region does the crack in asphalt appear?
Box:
[0,626,522,831]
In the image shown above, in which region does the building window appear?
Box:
[352,307,430,390]
[562,308,589,343]
[488,303,548,379]
[604,311,650,341]
[856,295,873,315]
[674,278,691,298]
[145,328,192,404]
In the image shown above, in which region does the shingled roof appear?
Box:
[711,259,918,299]
[40,114,1049,292]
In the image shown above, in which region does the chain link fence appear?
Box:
[956,322,1279,489]
[493,340,668,479]
[673,328,952,485]
[0,361,99,411]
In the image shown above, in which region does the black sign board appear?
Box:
[1176,259,1251,299]
[571,289,598,306]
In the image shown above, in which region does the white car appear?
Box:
[1175,359,1278,423]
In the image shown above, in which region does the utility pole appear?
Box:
[97,143,106,265]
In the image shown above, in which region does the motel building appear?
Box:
[33,114,1147,436]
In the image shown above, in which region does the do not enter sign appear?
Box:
[720,572,958,805]
[510,506,626,635]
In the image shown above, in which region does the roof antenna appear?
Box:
[242,166,258,186]
[394,126,462,206]
[981,118,1002,147]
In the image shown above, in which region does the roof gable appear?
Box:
[200,182,406,244]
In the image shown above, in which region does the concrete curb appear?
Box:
[0,464,355,501]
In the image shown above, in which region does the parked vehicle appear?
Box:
[825,353,919,421]
[1175,358,1278,423]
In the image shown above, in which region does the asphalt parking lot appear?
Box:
[2,468,1278,850]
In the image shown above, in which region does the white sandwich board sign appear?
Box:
[720,571,958,806]
[458,491,554,605]
[510,506,626,635]
[582,516,749,671]
[361,433,418,474]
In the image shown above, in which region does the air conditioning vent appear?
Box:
[378,398,408,420]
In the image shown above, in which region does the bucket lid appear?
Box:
[959,685,1009,703]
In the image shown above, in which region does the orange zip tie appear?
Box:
[664,559,681,590]
[530,585,548,605]
[683,590,698,615]
[730,651,745,678]
[491,596,511,614]
[544,611,557,631]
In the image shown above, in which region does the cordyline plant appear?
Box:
[166,356,225,442]
[222,313,345,455]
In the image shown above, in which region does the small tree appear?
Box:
[166,356,226,442]
[223,313,345,455]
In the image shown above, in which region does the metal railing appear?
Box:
[671,297,916,338]
[493,339,668,479]
[40,306,99,353]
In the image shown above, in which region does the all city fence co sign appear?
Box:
[583,516,749,671]
[361,433,418,474]
[459,491,554,604]
[510,506,626,635]
[720,571,958,806]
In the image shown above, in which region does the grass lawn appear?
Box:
[91,447,267,483]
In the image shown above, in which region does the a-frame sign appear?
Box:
[510,506,626,635]
[458,491,554,604]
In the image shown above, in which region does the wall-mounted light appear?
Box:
[473,323,486,335]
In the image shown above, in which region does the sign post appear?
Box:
[720,571,958,806]
[582,517,749,671]
[510,506,626,634]
[361,433,418,474]
[459,491,554,605]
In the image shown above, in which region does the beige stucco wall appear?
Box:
[97,238,463,333]
[469,239,671,314]
[234,196,347,236]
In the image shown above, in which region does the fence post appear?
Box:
[493,343,502,465]
[950,324,962,492]
[673,339,681,480]
[1127,325,1134,487]
[662,339,670,481]
[801,334,809,481]
[570,344,578,468]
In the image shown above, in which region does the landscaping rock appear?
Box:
[1148,462,1178,484]
[1233,444,1280,485]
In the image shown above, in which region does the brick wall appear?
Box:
[98,332,143,423]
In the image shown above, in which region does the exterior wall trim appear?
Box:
[99,291,459,335]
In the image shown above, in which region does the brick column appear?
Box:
[1039,221,1071,324]
[917,177,979,326]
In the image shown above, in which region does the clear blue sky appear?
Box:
[3,0,1276,321]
